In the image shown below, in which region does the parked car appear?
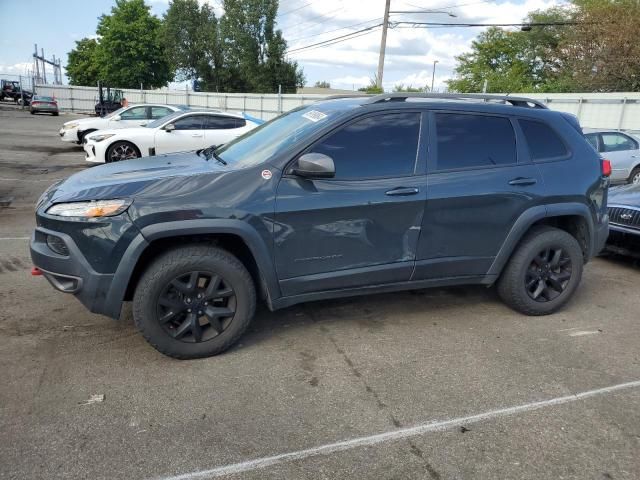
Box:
[605,183,640,257]
[83,110,261,163]
[584,130,640,185]
[30,95,59,116]
[31,93,610,359]
[59,104,188,145]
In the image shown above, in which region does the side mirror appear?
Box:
[111,114,121,121]
[292,153,335,178]
[164,123,175,132]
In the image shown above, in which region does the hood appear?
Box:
[86,127,149,139]
[65,116,100,127]
[609,184,640,207]
[39,151,228,207]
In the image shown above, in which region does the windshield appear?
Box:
[146,110,183,128]
[216,103,350,168]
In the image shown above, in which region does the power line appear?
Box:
[404,0,491,11]
[286,24,382,54]
[287,17,382,43]
[391,20,588,28]
[278,1,314,17]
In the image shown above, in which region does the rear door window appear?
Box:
[150,106,173,119]
[601,133,638,152]
[206,115,246,130]
[519,119,568,160]
[309,112,421,180]
[435,113,517,170]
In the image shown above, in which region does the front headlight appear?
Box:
[46,199,131,218]
[63,122,79,130]
[88,133,115,142]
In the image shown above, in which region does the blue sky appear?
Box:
[0,0,565,91]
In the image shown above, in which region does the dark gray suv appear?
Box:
[30,93,610,358]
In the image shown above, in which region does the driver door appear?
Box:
[274,111,427,297]
[154,114,207,154]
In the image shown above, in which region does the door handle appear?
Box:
[508,177,537,186]
[385,187,419,196]
[191,134,203,137]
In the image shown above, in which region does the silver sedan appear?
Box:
[585,130,640,185]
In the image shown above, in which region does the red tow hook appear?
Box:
[31,267,43,276]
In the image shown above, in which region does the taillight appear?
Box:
[602,159,612,177]
[32,102,40,106]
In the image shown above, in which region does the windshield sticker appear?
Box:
[302,110,328,122]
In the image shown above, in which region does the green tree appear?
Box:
[66,38,100,86]
[560,0,640,91]
[95,0,171,89]
[314,81,331,88]
[162,0,222,90]
[358,74,384,93]
[447,8,571,93]
[220,0,304,93]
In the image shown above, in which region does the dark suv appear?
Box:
[30,93,610,359]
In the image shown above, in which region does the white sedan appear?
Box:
[59,104,187,144]
[83,110,261,163]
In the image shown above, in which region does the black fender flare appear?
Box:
[104,219,280,318]
[487,202,595,277]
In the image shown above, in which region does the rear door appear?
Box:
[154,114,207,154]
[415,111,546,280]
[203,115,247,148]
[274,111,427,296]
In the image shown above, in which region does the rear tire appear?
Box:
[629,166,640,185]
[497,226,583,316]
[133,245,256,359]
[53,112,59,116]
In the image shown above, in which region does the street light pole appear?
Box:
[431,60,439,92]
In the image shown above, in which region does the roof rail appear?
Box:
[365,92,548,109]
[322,94,370,100]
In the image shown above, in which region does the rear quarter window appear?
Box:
[519,119,569,161]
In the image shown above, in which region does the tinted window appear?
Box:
[206,115,245,130]
[310,113,420,179]
[172,115,205,130]
[435,114,516,170]
[520,119,568,160]
[120,106,147,120]
[601,133,638,152]
[585,134,598,150]
[150,106,173,119]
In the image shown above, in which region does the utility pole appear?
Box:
[431,60,439,92]
[376,0,391,90]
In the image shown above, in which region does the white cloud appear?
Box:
[279,0,567,90]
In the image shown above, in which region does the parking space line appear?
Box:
[153,380,640,480]
[0,237,30,241]
[0,177,63,182]
[568,330,601,337]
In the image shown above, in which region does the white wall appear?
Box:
[35,84,640,133]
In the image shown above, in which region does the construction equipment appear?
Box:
[95,81,124,116]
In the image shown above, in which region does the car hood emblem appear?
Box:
[620,212,633,220]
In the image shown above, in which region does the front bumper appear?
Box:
[59,127,79,143]
[83,141,104,163]
[30,226,119,317]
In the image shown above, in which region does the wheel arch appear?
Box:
[105,220,280,319]
[487,203,595,278]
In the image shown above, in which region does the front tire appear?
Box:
[106,141,140,162]
[497,226,583,316]
[133,245,256,359]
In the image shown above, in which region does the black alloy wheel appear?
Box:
[524,247,572,302]
[157,271,236,343]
